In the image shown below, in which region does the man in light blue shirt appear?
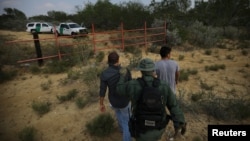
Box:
[155,46,180,94]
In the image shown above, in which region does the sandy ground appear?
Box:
[0,30,250,141]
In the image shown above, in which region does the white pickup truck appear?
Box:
[26,22,54,33]
[55,22,88,36]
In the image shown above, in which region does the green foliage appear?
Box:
[200,81,213,91]
[124,45,142,56]
[187,21,222,48]
[0,68,17,83]
[44,60,72,74]
[75,97,87,109]
[205,64,225,71]
[86,113,115,137]
[200,98,250,120]
[187,68,198,75]
[95,51,105,63]
[223,26,240,39]
[178,55,185,61]
[231,100,250,119]
[30,65,41,74]
[18,126,36,141]
[0,35,27,65]
[82,67,102,85]
[67,70,81,80]
[82,67,103,102]
[179,68,198,83]
[241,50,248,56]
[192,136,203,141]
[0,8,27,31]
[75,44,94,66]
[32,101,51,116]
[226,54,234,60]
[40,80,52,91]
[204,49,212,55]
[166,28,183,46]
[191,93,203,102]
[179,69,189,82]
[57,89,78,103]
[128,56,142,70]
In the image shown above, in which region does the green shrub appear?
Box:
[124,46,141,56]
[82,67,103,102]
[204,49,212,55]
[57,89,78,103]
[40,80,52,91]
[86,113,115,137]
[200,97,250,120]
[187,21,222,48]
[205,64,225,71]
[75,97,87,109]
[44,60,72,74]
[96,51,105,62]
[192,136,203,141]
[32,101,51,116]
[191,91,204,102]
[0,68,17,83]
[241,50,248,56]
[67,70,81,80]
[179,70,189,82]
[200,81,214,91]
[178,55,185,61]
[128,56,142,70]
[232,100,250,119]
[187,68,198,75]
[226,55,234,60]
[30,65,41,74]
[18,126,36,141]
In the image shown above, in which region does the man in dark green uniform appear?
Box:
[116,58,186,141]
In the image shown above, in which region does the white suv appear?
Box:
[26,22,54,33]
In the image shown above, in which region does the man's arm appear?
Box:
[99,74,107,112]
[99,96,105,112]
[164,85,186,133]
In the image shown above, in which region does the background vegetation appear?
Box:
[0,0,249,38]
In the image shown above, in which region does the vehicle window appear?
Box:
[63,24,69,29]
[42,24,48,27]
[28,24,34,27]
[69,23,81,28]
[36,23,41,27]
[61,24,66,28]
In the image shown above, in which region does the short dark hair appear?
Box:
[160,46,172,58]
[108,51,119,64]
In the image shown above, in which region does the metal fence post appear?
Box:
[33,33,43,66]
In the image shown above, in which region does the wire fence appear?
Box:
[5,21,167,65]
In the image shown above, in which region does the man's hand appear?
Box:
[100,104,106,112]
[180,122,187,135]
[174,122,187,137]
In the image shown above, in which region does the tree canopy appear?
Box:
[0,0,249,39]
